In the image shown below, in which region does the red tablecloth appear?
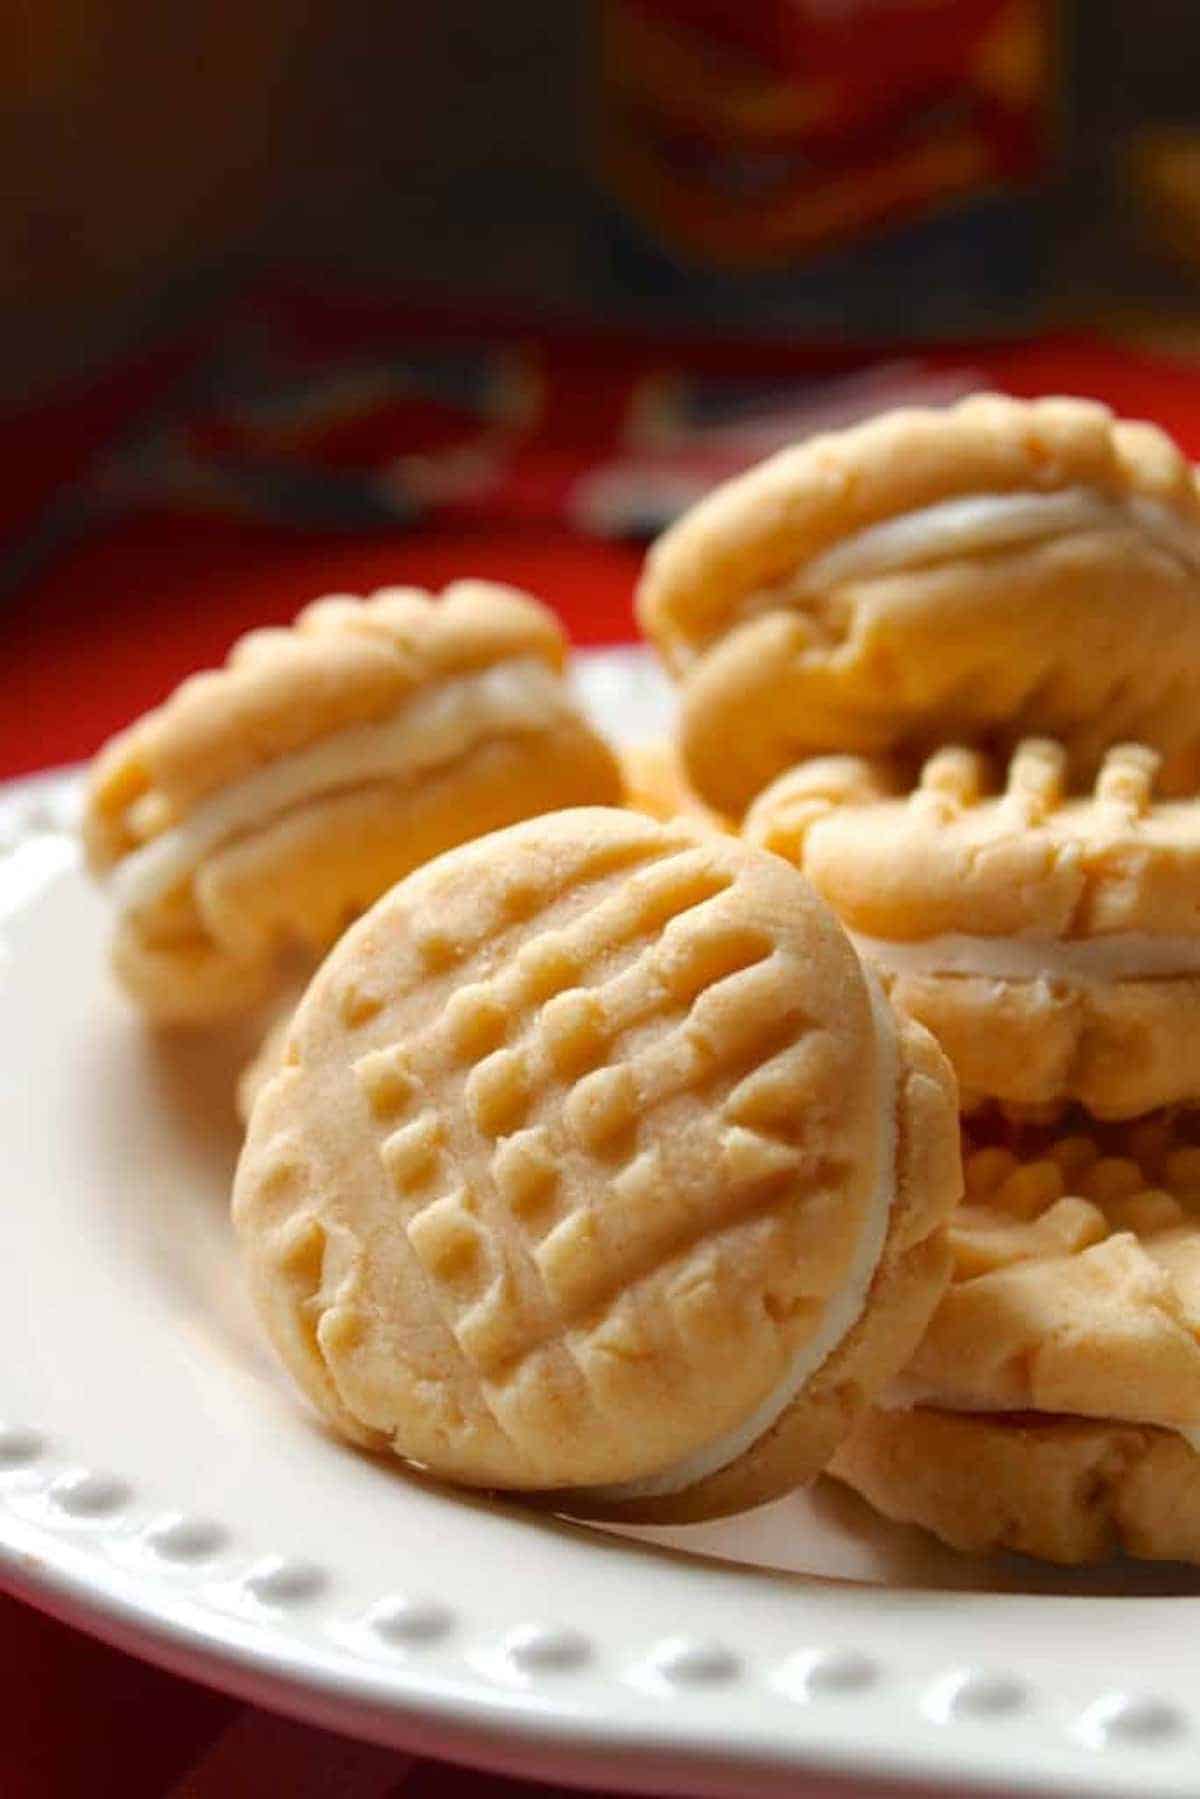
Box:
[10,320,1200,1798]
[13,309,1200,782]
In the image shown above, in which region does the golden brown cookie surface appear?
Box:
[902,1117,1200,1430]
[638,395,1200,813]
[233,807,960,1519]
[746,743,1200,1116]
[832,1113,1200,1565]
[830,1406,1200,1567]
[84,584,621,1022]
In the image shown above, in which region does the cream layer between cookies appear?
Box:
[743,488,1200,612]
[581,977,900,1504]
[880,1383,1200,1454]
[850,931,1200,985]
[110,658,569,915]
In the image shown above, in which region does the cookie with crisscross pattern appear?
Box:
[233,807,959,1521]
[747,739,1200,1117]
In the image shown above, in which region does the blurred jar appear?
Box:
[2,3,309,395]
[597,0,1061,334]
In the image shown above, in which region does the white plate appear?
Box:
[5,649,1200,1799]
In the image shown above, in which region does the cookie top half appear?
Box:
[84,581,566,874]
[746,740,1200,948]
[640,393,1200,670]
[898,1115,1200,1437]
[233,807,917,1504]
[637,394,1200,813]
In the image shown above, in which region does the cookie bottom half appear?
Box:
[829,1404,1200,1566]
[883,968,1200,1121]
[112,721,621,1023]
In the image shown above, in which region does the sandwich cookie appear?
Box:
[637,394,1200,814]
[831,1115,1200,1564]
[746,739,1200,1119]
[233,807,960,1522]
[84,583,621,1022]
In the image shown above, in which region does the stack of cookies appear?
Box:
[83,580,963,1527]
[641,393,1200,1564]
[81,394,1200,1566]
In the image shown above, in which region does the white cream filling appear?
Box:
[579,975,900,1504]
[742,488,1200,614]
[880,1386,1200,1456]
[850,930,1200,985]
[110,658,568,916]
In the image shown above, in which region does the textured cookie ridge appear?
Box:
[747,739,1200,1117]
[234,808,956,1511]
[899,1115,1200,1429]
[831,1113,1200,1563]
[641,394,1200,813]
[85,581,566,868]
[84,583,623,1020]
[341,844,818,1406]
[639,393,1200,667]
[746,737,1190,935]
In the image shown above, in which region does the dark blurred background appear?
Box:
[8,0,1200,398]
[8,0,1200,775]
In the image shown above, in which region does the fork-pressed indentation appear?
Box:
[653,918,772,1008]
[539,988,611,1079]
[490,1128,561,1233]
[564,1063,639,1153]
[498,871,547,923]
[465,1048,532,1138]
[247,1142,309,1222]
[719,1125,804,1189]
[1094,742,1159,817]
[413,926,470,975]
[406,1190,491,1299]
[1002,739,1067,825]
[525,854,733,1003]
[479,852,736,1075]
[441,983,510,1063]
[353,1044,420,1122]
[534,1209,604,1310]
[530,1121,822,1329]
[454,1270,529,1369]
[622,854,733,934]
[273,1212,327,1293]
[722,1029,841,1139]
[626,961,804,1116]
[512,931,586,1006]
[686,953,796,1062]
[382,1112,444,1191]
[339,834,822,1445]
[337,978,385,1028]
[915,746,990,811]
